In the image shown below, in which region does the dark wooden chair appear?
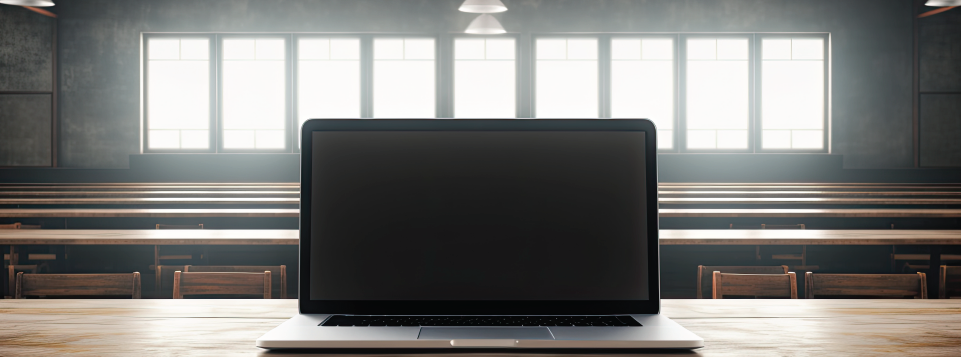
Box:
[697,265,788,299]
[804,272,927,299]
[939,266,961,299]
[153,224,205,287]
[16,272,141,299]
[184,265,286,299]
[712,271,798,299]
[153,265,186,298]
[172,271,271,299]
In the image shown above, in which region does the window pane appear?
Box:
[373,38,435,118]
[454,38,515,118]
[147,37,210,150]
[536,38,598,118]
[298,38,361,146]
[762,38,824,150]
[222,38,287,149]
[612,38,674,149]
[686,38,749,149]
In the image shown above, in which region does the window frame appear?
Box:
[609,34,680,152]
[755,33,830,153]
[141,32,829,155]
[678,33,756,153]
[449,33,522,119]
[369,34,441,119]
[292,34,366,152]
[531,34,604,119]
[142,33,217,153]
[216,34,293,153]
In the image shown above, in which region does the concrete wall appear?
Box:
[0,6,54,166]
[919,7,961,167]
[48,0,915,168]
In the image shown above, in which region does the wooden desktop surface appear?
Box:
[0,299,958,356]
[2,229,961,246]
[4,208,961,218]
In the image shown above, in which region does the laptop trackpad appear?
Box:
[418,327,554,340]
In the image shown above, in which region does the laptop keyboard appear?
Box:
[321,315,642,327]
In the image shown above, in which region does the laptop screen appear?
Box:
[309,130,648,301]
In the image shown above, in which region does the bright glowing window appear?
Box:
[685,38,750,150]
[373,38,435,118]
[536,38,598,118]
[297,38,361,145]
[761,38,824,150]
[454,38,515,118]
[221,38,287,149]
[146,37,210,149]
[611,38,674,149]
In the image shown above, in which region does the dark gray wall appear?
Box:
[919,7,961,167]
[54,0,915,168]
[0,6,54,166]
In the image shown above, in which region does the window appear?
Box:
[536,38,598,118]
[760,38,825,150]
[373,38,435,118]
[297,38,361,145]
[685,38,751,150]
[142,33,828,154]
[611,38,675,149]
[146,37,211,150]
[221,38,288,150]
[454,37,516,118]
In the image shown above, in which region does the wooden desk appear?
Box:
[0,299,958,356]
[2,229,961,246]
[4,208,961,218]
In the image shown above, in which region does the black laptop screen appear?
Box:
[309,131,648,301]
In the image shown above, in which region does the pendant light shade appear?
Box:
[0,0,55,6]
[465,14,506,34]
[925,0,961,5]
[459,0,507,13]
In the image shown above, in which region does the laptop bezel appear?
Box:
[299,119,660,315]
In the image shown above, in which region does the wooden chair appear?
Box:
[184,265,286,299]
[804,272,927,299]
[153,224,205,277]
[16,272,141,299]
[697,265,788,299]
[712,271,798,299]
[939,266,961,299]
[153,265,186,298]
[172,271,271,299]
[6,265,39,298]
[729,224,814,270]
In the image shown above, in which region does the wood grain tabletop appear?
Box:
[0,299,959,356]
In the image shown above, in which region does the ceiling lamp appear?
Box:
[0,0,55,6]
[925,0,961,5]
[459,0,507,13]
[465,14,506,35]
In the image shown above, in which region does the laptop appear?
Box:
[257,118,703,350]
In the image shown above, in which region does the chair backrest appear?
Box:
[173,271,270,299]
[0,223,21,229]
[16,272,141,299]
[805,272,927,299]
[713,271,797,299]
[939,266,961,299]
[156,224,203,229]
[184,265,286,299]
[697,265,789,298]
